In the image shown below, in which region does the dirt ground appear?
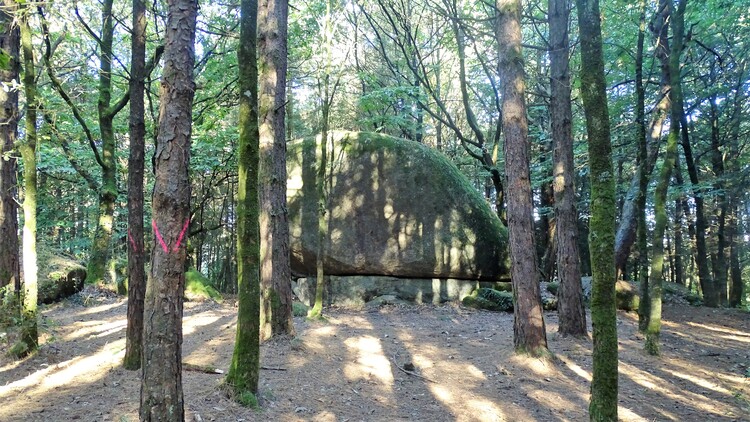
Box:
[1,288,749,422]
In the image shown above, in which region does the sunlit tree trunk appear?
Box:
[18,4,39,355]
[123,0,147,371]
[0,1,19,296]
[258,0,294,339]
[226,0,261,398]
[496,0,548,356]
[575,0,618,418]
[549,0,586,337]
[140,0,197,419]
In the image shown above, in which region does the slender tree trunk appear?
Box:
[258,0,294,340]
[635,0,650,332]
[728,203,743,307]
[86,0,119,287]
[709,98,728,305]
[549,0,586,337]
[575,0,618,418]
[140,0,197,419]
[123,0,147,371]
[680,110,715,306]
[645,0,687,356]
[225,0,261,398]
[18,5,38,355]
[497,0,548,356]
[309,0,334,319]
[0,1,19,295]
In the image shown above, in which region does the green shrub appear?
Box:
[546,282,559,296]
[292,301,309,317]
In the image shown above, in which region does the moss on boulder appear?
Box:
[462,288,514,312]
[38,252,86,304]
[185,269,222,302]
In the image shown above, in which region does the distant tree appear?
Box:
[549,0,586,338]
[0,0,20,296]
[226,0,261,398]
[123,0,148,371]
[18,2,39,355]
[140,0,197,419]
[496,0,548,356]
[258,0,295,339]
[575,0,618,418]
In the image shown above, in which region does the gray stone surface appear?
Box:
[293,275,478,308]
[287,131,508,281]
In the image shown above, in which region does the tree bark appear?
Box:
[549,0,586,337]
[496,0,548,356]
[575,0,618,418]
[19,4,38,354]
[258,0,294,340]
[0,0,19,295]
[225,0,261,398]
[140,0,197,419]
[123,0,147,371]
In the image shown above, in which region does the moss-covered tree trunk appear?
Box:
[86,0,120,288]
[226,0,261,398]
[496,0,548,356]
[123,0,147,371]
[258,0,294,339]
[0,1,19,295]
[139,0,197,419]
[645,0,687,356]
[575,0,618,418]
[549,0,586,338]
[18,6,38,355]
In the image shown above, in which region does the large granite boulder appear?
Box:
[287,131,508,281]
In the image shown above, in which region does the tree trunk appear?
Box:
[140,0,197,419]
[709,98,728,305]
[86,0,119,287]
[645,0,687,356]
[635,0,650,332]
[575,0,618,418]
[728,203,743,307]
[496,0,548,357]
[225,0,261,398]
[123,0,147,371]
[19,6,38,355]
[309,0,334,320]
[258,0,294,340]
[549,0,586,337]
[0,1,19,295]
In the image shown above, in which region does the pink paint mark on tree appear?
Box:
[173,218,190,252]
[152,219,169,253]
[128,228,138,252]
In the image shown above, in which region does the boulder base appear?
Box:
[294,275,477,308]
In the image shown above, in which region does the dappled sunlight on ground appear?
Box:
[1,296,748,421]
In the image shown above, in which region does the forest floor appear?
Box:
[1,287,749,422]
